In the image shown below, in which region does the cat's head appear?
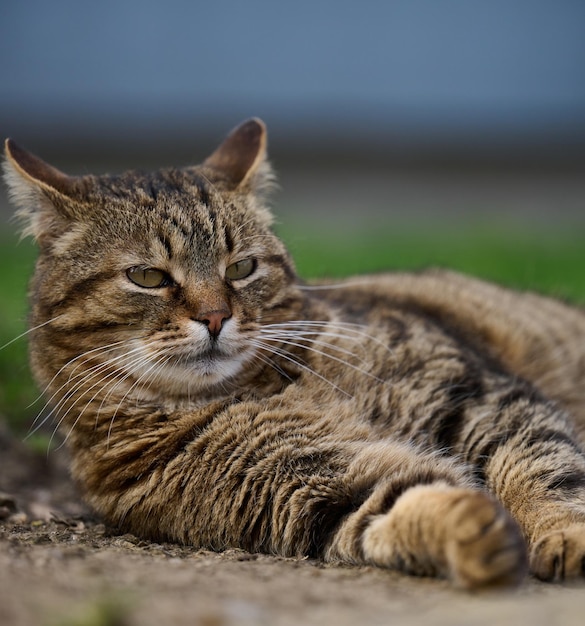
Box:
[4,119,302,403]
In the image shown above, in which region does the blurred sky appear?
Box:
[1,0,584,152]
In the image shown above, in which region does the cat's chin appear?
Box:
[143,350,254,398]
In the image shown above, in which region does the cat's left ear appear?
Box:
[202,118,272,192]
[3,139,86,241]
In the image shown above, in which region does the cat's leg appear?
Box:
[324,443,527,588]
[462,386,585,582]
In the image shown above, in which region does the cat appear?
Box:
[4,119,585,589]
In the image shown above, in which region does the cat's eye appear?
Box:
[225,259,256,281]
[126,267,171,288]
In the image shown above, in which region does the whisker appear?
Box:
[26,344,135,440]
[0,315,63,352]
[250,348,295,383]
[47,342,161,441]
[28,339,130,414]
[250,339,352,398]
[105,345,177,413]
[260,319,393,376]
[259,330,367,361]
[94,346,171,418]
[106,351,175,446]
[28,341,144,432]
[56,346,175,450]
[297,280,379,291]
[263,320,395,356]
[258,334,383,383]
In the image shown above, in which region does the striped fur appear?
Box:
[4,120,585,588]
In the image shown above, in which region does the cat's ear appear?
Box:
[3,139,85,241]
[202,118,272,192]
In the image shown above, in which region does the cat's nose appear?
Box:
[195,308,232,338]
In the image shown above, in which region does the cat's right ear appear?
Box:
[3,139,84,242]
[202,118,272,193]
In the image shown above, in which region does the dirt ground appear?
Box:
[1,419,584,626]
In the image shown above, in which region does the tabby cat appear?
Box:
[4,119,585,588]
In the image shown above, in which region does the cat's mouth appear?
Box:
[128,337,256,397]
[178,348,232,371]
[162,344,254,383]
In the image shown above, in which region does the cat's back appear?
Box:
[313,269,585,433]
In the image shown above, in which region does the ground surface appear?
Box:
[1,419,584,626]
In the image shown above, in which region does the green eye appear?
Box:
[225,258,256,281]
[126,267,171,288]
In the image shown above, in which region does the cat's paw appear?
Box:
[530,525,585,582]
[444,492,528,589]
[361,485,527,588]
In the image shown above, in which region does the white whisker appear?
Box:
[258,319,394,382]
[28,341,144,433]
[50,342,169,448]
[251,349,295,383]
[55,348,164,449]
[262,320,395,357]
[28,340,130,414]
[106,350,175,447]
[297,280,378,291]
[258,333,382,383]
[26,342,134,440]
[0,315,63,351]
[259,330,367,361]
[250,339,352,398]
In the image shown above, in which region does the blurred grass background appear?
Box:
[0,234,37,433]
[1,216,583,434]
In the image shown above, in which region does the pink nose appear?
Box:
[196,309,231,338]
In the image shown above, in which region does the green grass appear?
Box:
[1,222,583,432]
[279,219,585,301]
[0,234,38,431]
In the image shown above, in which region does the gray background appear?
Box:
[1,0,584,228]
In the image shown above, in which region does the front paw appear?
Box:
[445,492,528,589]
[361,485,527,588]
[531,525,585,582]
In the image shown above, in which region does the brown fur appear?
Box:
[4,119,585,588]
